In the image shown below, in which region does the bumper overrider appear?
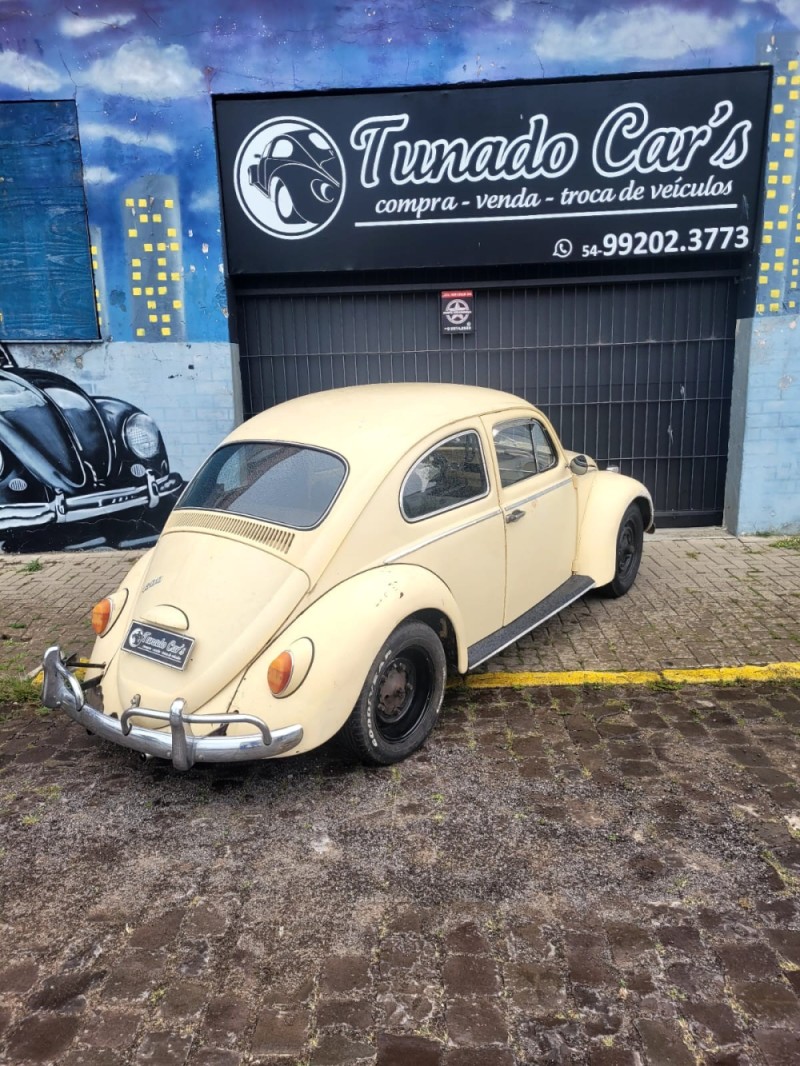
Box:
[41,646,304,771]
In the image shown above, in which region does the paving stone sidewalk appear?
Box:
[1,531,799,678]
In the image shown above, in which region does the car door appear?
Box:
[488,415,578,626]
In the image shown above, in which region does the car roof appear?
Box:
[226,382,536,460]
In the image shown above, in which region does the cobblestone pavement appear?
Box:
[1,531,800,678]
[1,681,800,1064]
[1,532,800,1065]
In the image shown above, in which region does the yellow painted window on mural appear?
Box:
[789,60,798,69]
[158,272,167,281]
[757,303,765,313]
[162,314,171,323]
[165,199,174,208]
[92,260,98,269]
[157,242,166,251]
[772,133,781,143]
[778,75,787,85]
[784,175,793,184]
[136,327,145,336]
[765,221,774,229]
[771,288,781,298]
[138,198,147,207]
[149,314,157,323]
[786,134,796,143]
[780,204,790,214]
[764,234,773,243]
[157,257,167,266]
[767,190,777,199]
[780,221,789,230]
[153,214,162,223]
[788,119,797,128]
[791,91,799,100]
[759,275,768,284]
[770,161,779,170]
[770,302,780,311]
[776,262,785,270]
[161,327,171,337]
[147,300,157,309]
[777,247,786,256]
[132,287,142,296]
[139,214,149,223]
[125,198,134,207]
[158,286,167,295]
[128,228,138,238]
[145,287,154,295]
[144,243,153,252]
[132,272,141,280]
[167,228,177,237]
[173,300,183,309]
[170,242,180,251]
[768,176,778,185]
[171,272,180,281]
[132,258,141,267]
[775,103,785,114]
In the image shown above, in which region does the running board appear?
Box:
[467,574,595,671]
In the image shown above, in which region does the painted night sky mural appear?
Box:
[0,0,799,345]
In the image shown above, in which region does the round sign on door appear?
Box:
[441,290,474,334]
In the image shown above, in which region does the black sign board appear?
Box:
[441,290,474,333]
[215,68,770,274]
[122,622,194,671]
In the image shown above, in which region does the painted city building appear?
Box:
[0,1,798,550]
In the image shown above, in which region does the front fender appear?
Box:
[227,564,467,755]
[573,471,654,587]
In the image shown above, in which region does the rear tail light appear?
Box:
[268,651,294,695]
[92,598,113,635]
[90,590,128,637]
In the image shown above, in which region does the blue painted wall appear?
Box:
[0,1,799,531]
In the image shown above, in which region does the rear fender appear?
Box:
[227,564,467,754]
[573,472,654,587]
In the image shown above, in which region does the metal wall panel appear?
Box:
[237,276,736,525]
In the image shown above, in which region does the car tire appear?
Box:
[341,620,447,766]
[600,503,644,598]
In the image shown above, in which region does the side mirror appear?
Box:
[569,454,590,476]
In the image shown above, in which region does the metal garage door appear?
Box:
[236,275,736,525]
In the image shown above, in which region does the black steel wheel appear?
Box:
[341,620,447,766]
[600,503,644,598]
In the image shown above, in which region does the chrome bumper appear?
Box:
[41,645,303,771]
[2,471,183,531]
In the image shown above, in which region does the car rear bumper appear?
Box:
[41,645,304,771]
[1,471,183,531]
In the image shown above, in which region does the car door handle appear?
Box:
[505,508,526,524]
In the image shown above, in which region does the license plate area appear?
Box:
[122,622,195,670]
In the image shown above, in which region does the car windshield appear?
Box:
[177,441,347,529]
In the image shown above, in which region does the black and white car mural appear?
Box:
[0,345,183,552]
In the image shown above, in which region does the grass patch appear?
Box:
[0,675,39,704]
[19,559,43,573]
[772,536,800,551]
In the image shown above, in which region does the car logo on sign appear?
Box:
[234,117,346,240]
[122,622,195,670]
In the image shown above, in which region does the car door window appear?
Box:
[401,430,489,521]
[531,421,558,473]
[493,419,559,487]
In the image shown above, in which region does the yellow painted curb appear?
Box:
[457,662,800,689]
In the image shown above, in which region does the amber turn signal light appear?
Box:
[268,650,294,695]
[91,598,113,635]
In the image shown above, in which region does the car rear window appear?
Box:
[177,441,347,530]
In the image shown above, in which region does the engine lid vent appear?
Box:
[165,509,295,554]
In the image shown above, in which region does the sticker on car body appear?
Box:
[122,622,195,670]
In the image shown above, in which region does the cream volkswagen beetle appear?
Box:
[42,383,654,770]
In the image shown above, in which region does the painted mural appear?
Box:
[0,1,799,539]
[0,343,183,551]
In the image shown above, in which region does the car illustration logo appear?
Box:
[234,117,345,240]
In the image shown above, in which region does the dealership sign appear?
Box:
[215,68,770,273]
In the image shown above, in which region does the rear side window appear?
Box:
[401,430,489,521]
[178,441,347,529]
